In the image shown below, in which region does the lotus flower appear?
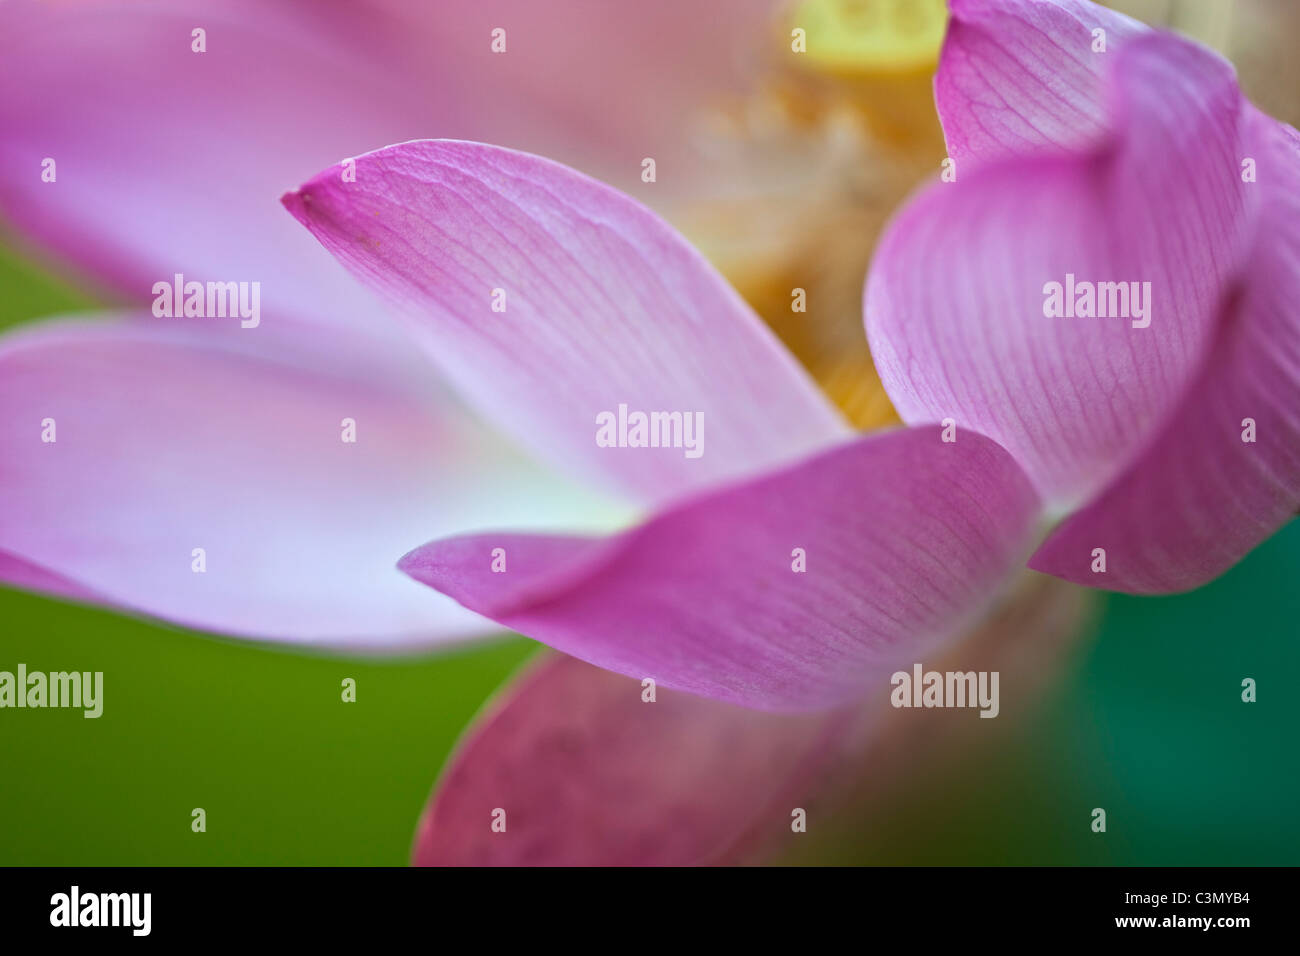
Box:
[0,0,990,865]
[0,0,803,645]
[282,0,1300,863]
[280,135,1048,710]
[2,0,1292,867]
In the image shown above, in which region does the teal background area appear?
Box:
[1,243,1296,865]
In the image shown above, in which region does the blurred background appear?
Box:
[1,0,1298,864]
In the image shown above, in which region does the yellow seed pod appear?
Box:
[788,0,948,76]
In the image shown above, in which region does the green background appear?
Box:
[1,244,1297,865]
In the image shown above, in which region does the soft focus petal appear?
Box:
[1030,113,1300,592]
[285,140,850,506]
[400,426,1040,711]
[0,316,621,647]
[0,0,771,325]
[781,572,1092,862]
[936,0,1148,163]
[866,33,1252,510]
[0,0,419,326]
[367,0,781,188]
[413,652,858,866]
[0,549,100,604]
[415,574,1092,866]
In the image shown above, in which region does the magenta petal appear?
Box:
[1030,113,1300,592]
[868,33,1251,510]
[414,576,1091,866]
[937,0,1148,164]
[285,140,849,506]
[413,652,858,866]
[0,316,614,647]
[400,427,1040,711]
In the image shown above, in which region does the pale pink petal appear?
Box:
[0,0,421,326]
[399,426,1040,711]
[937,0,1148,163]
[867,33,1252,510]
[285,140,849,507]
[0,549,100,604]
[413,652,858,866]
[365,0,780,189]
[0,316,619,647]
[1030,111,1300,592]
[0,0,774,323]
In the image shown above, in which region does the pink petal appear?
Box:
[284,140,849,507]
[0,0,419,326]
[866,33,1252,511]
[1030,111,1300,592]
[414,575,1092,866]
[0,549,100,605]
[937,0,1148,164]
[399,426,1040,711]
[413,652,859,866]
[365,0,779,189]
[0,0,773,324]
[0,316,618,647]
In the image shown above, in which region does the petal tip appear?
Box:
[396,542,446,590]
[279,185,314,225]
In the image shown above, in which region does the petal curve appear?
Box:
[1030,112,1300,591]
[867,32,1252,510]
[284,140,850,507]
[400,426,1040,711]
[936,0,1148,164]
[0,316,621,647]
